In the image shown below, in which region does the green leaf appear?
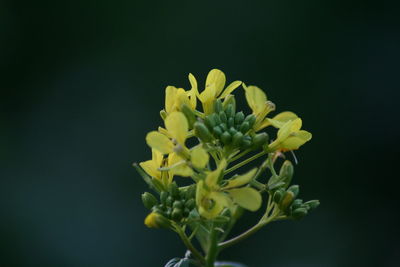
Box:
[228,187,262,211]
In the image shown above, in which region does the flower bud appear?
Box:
[214,99,223,113]
[279,160,294,188]
[185,199,195,209]
[273,189,285,203]
[228,117,235,128]
[160,191,168,205]
[173,200,183,209]
[221,131,232,145]
[235,112,245,125]
[252,133,269,149]
[223,96,236,114]
[213,126,223,137]
[291,199,303,210]
[194,122,213,142]
[219,111,227,123]
[144,212,171,228]
[228,127,238,136]
[304,200,320,210]
[172,208,183,221]
[141,192,158,209]
[166,196,173,207]
[280,191,295,211]
[292,208,308,220]
[220,123,227,131]
[169,182,180,198]
[204,115,216,129]
[287,185,299,198]
[225,103,235,118]
[232,132,244,147]
[244,114,256,129]
[181,104,196,128]
[239,122,250,133]
[160,109,167,120]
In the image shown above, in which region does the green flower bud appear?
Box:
[169,182,180,198]
[214,113,222,125]
[194,122,213,142]
[235,111,245,125]
[228,127,238,136]
[223,95,236,113]
[292,208,308,220]
[244,114,256,128]
[252,132,269,148]
[232,132,244,146]
[288,185,299,198]
[228,117,235,128]
[213,126,223,137]
[220,123,227,131]
[214,99,223,113]
[291,199,303,210]
[280,191,295,211]
[225,104,235,118]
[204,115,216,129]
[221,131,232,145]
[160,109,167,120]
[183,208,190,217]
[172,208,183,221]
[160,191,168,205]
[304,200,320,210]
[279,160,294,188]
[181,104,196,128]
[166,196,173,207]
[185,199,195,209]
[219,111,227,123]
[239,121,250,133]
[273,189,285,203]
[141,192,158,209]
[185,185,196,199]
[173,200,183,209]
[241,138,252,149]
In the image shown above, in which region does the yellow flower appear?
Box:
[189,69,242,114]
[146,111,189,155]
[139,149,164,180]
[196,160,261,219]
[243,84,276,131]
[164,86,196,115]
[269,118,312,151]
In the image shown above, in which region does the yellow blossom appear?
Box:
[196,160,261,219]
[189,69,242,114]
[243,84,276,131]
[164,86,196,115]
[269,118,312,151]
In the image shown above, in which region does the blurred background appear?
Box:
[1,0,399,266]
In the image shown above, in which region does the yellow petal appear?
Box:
[206,69,226,97]
[139,160,161,179]
[244,85,267,114]
[146,131,174,154]
[290,118,303,132]
[265,111,298,128]
[168,152,193,177]
[188,73,199,97]
[174,88,191,111]
[207,192,232,218]
[190,146,209,169]
[165,112,188,145]
[165,86,178,114]
[205,159,227,189]
[196,180,206,208]
[219,80,242,99]
[223,168,257,189]
[228,187,262,211]
[280,130,312,150]
[152,149,164,166]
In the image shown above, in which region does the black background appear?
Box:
[1,0,399,266]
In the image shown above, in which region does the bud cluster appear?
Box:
[268,160,319,220]
[142,183,196,223]
[194,99,269,150]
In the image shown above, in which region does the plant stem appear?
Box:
[175,225,205,265]
[224,150,268,175]
[205,222,219,267]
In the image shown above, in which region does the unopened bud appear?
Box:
[287,185,299,198]
[144,212,171,228]
[280,191,295,211]
[141,192,158,209]
[214,99,223,113]
[160,109,168,120]
[279,160,294,188]
[221,131,232,145]
[292,208,308,220]
[194,122,213,142]
[181,104,196,128]
[235,112,245,125]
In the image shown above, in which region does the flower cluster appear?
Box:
[134,69,318,267]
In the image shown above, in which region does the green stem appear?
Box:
[205,222,219,267]
[228,149,251,162]
[175,225,205,265]
[224,150,268,175]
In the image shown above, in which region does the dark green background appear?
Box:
[1,0,399,266]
